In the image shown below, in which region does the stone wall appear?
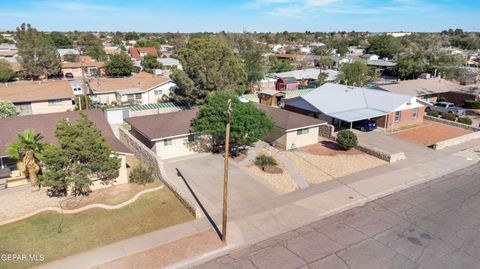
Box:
[425,116,480,132]
[356,144,406,163]
[433,132,480,150]
[119,127,201,218]
[318,124,335,139]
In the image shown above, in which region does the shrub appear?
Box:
[458,116,473,125]
[336,130,358,150]
[437,96,447,102]
[464,100,480,109]
[255,154,277,170]
[441,112,456,121]
[427,110,439,117]
[129,164,155,185]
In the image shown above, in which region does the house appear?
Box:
[128,47,158,61]
[61,56,104,78]
[362,54,379,61]
[88,72,175,105]
[284,83,425,130]
[0,110,132,189]
[255,103,327,149]
[57,48,80,61]
[376,78,460,103]
[104,45,120,55]
[158,57,182,70]
[258,89,285,106]
[125,104,327,159]
[273,68,339,86]
[276,77,299,91]
[0,44,17,59]
[0,80,75,115]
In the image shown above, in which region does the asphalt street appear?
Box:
[194,162,480,269]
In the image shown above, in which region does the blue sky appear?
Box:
[0,0,478,32]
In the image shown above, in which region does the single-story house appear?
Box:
[125,104,327,160]
[61,55,105,78]
[0,80,75,115]
[276,77,299,91]
[57,48,80,61]
[158,57,183,70]
[273,68,338,86]
[128,47,158,61]
[284,83,425,131]
[88,72,175,105]
[0,110,132,189]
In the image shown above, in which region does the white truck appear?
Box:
[425,102,466,117]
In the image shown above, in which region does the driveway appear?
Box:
[163,154,278,216]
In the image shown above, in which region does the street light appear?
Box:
[222,99,232,242]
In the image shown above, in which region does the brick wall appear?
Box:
[376,108,424,130]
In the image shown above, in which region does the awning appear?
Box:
[329,108,387,122]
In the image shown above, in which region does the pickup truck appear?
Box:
[425,102,466,117]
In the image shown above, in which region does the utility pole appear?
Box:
[222,99,232,242]
[81,60,89,110]
[318,45,324,85]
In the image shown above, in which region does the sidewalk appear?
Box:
[34,143,479,269]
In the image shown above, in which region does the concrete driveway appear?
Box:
[163,154,278,216]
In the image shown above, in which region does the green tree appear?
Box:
[366,34,403,59]
[40,114,121,196]
[0,100,19,118]
[140,54,162,73]
[74,96,95,110]
[396,54,427,79]
[192,91,274,148]
[171,69,202,103]
[338,61,379,87]
[177,37,247,100]
[268,57,294,73]
[235,35,266,86]
[85,45,107,61]
[49,31,73,49]
[16,23,62,79]
[7,130,46,191]
[125,32,139,41]
[63,53,77,62]
[77,33,106,61]
[0,60,15,82]
[105,53,134,77]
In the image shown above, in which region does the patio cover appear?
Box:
[329,108,387,122]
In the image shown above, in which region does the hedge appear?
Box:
[464,100,480,109]
[441,112,457,121]
[458,117,473,125]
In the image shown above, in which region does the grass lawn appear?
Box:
[0,188,194,269]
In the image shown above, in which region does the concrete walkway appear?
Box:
[34,142,479,269]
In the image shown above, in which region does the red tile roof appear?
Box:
[128,47,158,60]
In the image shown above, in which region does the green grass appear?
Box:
[0,188,194,269]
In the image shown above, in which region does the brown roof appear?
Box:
[125,108,199,141]
[0,109,131,156]
[255,103,325,131]
[379,78,460,97]
[62,61,104,69]
[88,72,170,94]
[128,47,158,60]
[0,80,74,103]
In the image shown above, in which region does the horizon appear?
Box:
[1,0,479,33]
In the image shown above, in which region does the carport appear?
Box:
[329,108,388,130]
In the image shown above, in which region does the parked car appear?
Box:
[352,119,377,132]
[65,72,74,80]
[425,102,466,117]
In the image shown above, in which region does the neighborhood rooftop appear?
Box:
[0,110,131,157]
[273,68,338,82]
[0,80,74,102]
[87,72,171,93]
[378,78,460,96]
[255,103,326,131]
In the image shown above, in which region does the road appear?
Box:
[194,163,480,269]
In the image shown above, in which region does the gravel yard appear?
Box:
[0,189,61,223]
[391,121,471,146]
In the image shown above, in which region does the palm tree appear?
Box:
[7,130,45,192]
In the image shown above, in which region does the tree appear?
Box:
[125,32,139,41]
[0,100,19,118]
[49,31,73,49]
[0,60,15,82]
[338,61,379,87]
[366,34,403,59]
[177,37,247,101]
[16,23,61,79]
[7,130,46,191]
[192,91,274,148]
[85,45,107,61]
[336,130,358,150]
[63,53,77,62]
[104,53,134,77]
[77,33,106,61]
[234,35,266,86]
[140,54,162,73]
[396,54,427,79]
[268,57,294,73]
[40,114,121,196]
[74,96,95,110]
[129,164,155,185]
[171,69,202,103]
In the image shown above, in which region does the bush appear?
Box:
[441,112,456,121]
[427,110,439,117]
[464,100,480,109]
[129,164,155,185]
[336,130,358,150]
[458,116,473,125]
[437,96,447,102]
[255,154,277,170]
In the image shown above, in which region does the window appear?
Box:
[48,99,63,106]
[188,133,201,142]
[154,89,163,96]
[412,108,419,118]
[163,139,173,146]
[16,102,32,115]
[394,111,401,122]
[296,128,309,135]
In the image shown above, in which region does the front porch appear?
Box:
[0,156,29,189]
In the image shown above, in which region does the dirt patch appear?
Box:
[299,139,362,156]
[392,121,471,146]
[232,153,247,162]
[261,164,283,174]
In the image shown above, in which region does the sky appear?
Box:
[0,0,478,33]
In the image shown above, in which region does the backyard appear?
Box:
[0,187,194,269]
